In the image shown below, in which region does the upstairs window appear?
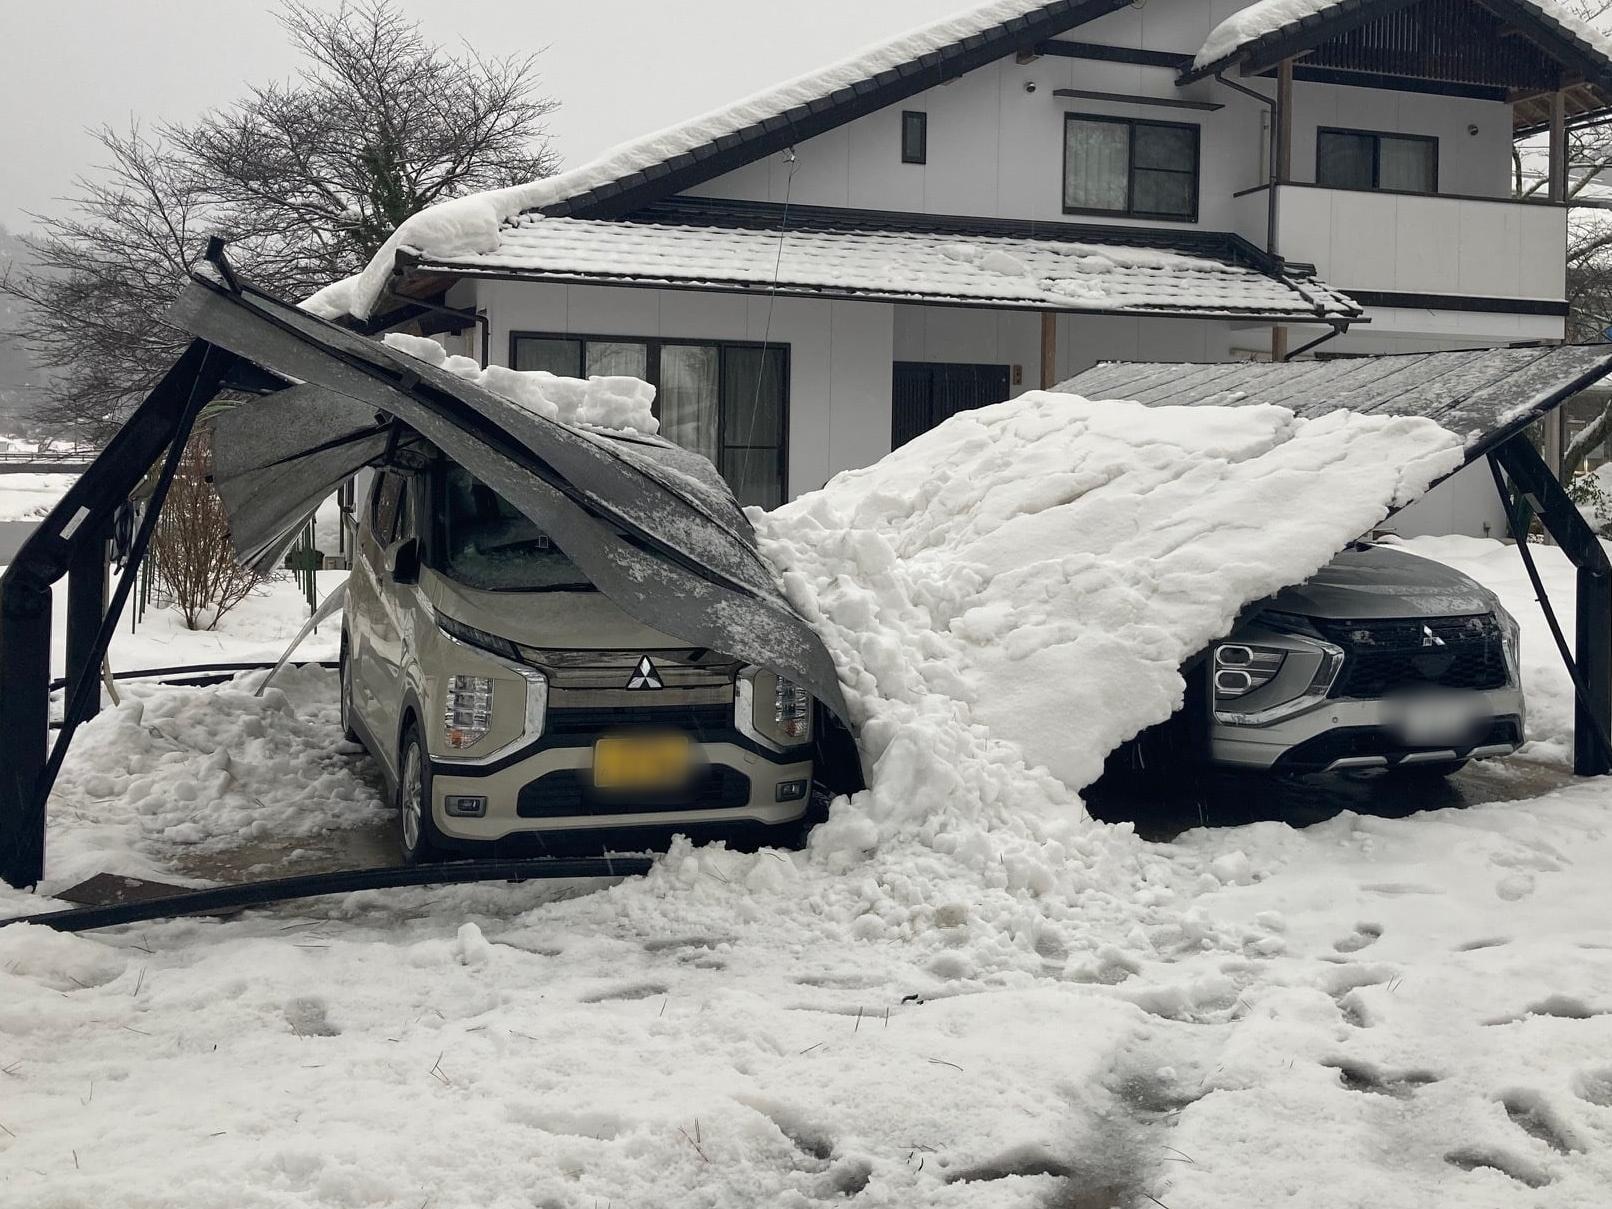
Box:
[1317,128,1437,194]
[902,111,928,164]
[1063,114,1199,221]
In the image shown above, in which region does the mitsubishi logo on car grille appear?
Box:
[1421,625,1446,648]
[626,656,664,691]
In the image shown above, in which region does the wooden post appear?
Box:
[1276,58,1295,185]
[1549,88,1568,204]
[1271,326,1289,362]
[1040,312,1057,390]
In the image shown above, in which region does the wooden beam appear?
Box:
[1040,312,1057,390]
[1276,58,1295,184]
[1550,88,1569,203]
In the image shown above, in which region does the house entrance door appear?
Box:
[891,362,1013,449]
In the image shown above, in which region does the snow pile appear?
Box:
[305,0,1086,321]
[35,666,389,888]
[757,392,1462,821]
[382,332,659,435]
[1195,0,1612,70]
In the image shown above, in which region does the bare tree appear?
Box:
[1,0,557,438]
[151,435,266,630]
[177,0,558,300]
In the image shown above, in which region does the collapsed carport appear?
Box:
[1059,348,1612,778]
[0,249,863,910]
[4,256,1612,928]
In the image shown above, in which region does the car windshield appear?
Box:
[438,464,594,592]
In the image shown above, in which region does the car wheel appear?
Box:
[1388,759,1469,779]
[338,639,360,743]
[398,726,441,865]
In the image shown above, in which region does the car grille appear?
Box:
[517,765,752,817]
[542,704,735,740]
[1313,614,1509,699]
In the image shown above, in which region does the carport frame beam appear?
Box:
[1490,435,1612,777]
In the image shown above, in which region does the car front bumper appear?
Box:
[1209,685,1526,772]
[429,739,813,842]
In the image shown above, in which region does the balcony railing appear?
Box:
[1236,183,1567,306]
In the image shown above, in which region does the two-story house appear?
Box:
[313,0,1612,536]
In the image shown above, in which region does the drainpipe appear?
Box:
[1215,72,1280,255]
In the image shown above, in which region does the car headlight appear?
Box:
[1495,605,1521,678]
[436,611,520,661]
[444,675,495,750]
[1212,637,1345,728]
[737,667,813,749]
[1212,644,1286,701]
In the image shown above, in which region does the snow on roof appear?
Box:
[380,332,660,436]
[1194,0,1612,74]
[408,214,1360,321]
[306,0,1115,321]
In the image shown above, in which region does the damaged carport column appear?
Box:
[1059,345,1612,778]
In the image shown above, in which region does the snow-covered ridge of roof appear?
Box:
[410,213,1360,321]
[1195,0,1612,72]
[380,332,660,436]
[304,0,1100,322]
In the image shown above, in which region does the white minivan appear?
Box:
[341,435,820,862]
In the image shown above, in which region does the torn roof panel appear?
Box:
[408,213,1360,323]
[1056,344,1612,469]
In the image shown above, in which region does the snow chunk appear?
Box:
[755,392,1462,855]
[381,333,659,436]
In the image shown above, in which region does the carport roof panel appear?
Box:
[1055,345,1612,464]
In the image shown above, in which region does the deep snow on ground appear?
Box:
[3,397,1612,1207]
[0,471,76,520]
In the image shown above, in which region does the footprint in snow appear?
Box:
[1334,923,1383,954]
[1455,937,1510,952]
[1485,994,1605,1025]
[580,982,669,1003]
[1444,1147,1552,1188]
[284,997,340,1037]
[1500,1090,1579,1154]
[1572,1067,1612,1108]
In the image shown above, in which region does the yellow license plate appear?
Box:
[592,735,692,791]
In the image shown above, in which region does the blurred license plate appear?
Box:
[1394,696,1478,745]
[593,735,691,791]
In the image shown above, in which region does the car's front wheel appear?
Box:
[397,725,441,865]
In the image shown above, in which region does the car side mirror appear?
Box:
[389,537,420,585]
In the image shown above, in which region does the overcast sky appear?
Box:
[0,0,963,231]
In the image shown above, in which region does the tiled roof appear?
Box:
[411,214,1361,323]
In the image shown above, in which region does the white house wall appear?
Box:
[450,279,893,497]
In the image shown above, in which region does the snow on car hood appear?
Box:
[756,392,1463,860]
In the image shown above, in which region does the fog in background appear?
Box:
[0,0,958,229]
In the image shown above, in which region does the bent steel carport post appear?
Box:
[1489,436,1612,776]
[0,340,232,888]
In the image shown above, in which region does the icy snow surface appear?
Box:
[381,332,660,435]
[1196,0,1612,70]
[10,398,1612,1207]
[306,0,1093,321]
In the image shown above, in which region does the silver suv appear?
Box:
[1205,543,1525,775]
[341,444,817,862]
